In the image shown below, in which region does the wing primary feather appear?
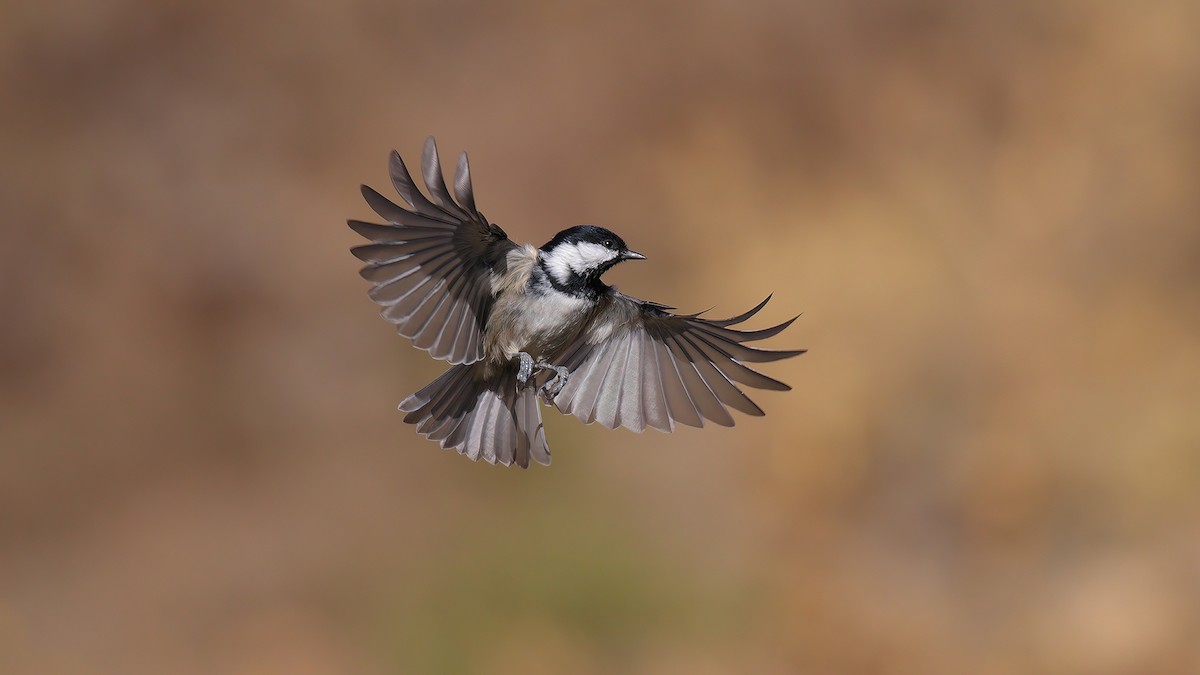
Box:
[421,137,472,220]
[693,315,800,343]
[410,288,457,351]
[677,334,764,417]
[354,236,453,267]
[362,184,455,228]
[427,272,484,362]
[649,333,703,428]
[445,280,481,364]
[385,151,420,209]
[463,323,481,367]
[367,252,456,304]
[388,151,456,223]
[380,249,461,320]
[707,294,772,327]
[690,329,807,363]
[348,220,454,242]
[359,248,455,285]
[690,332,792,391]
[427,296,468,362]
[394,277,451,335]
[452,277,489,363]
[662,334,735,427]
[454,151,478,215]
[408,260,474,346]
[379,273,443,324]
[351,239,449,264]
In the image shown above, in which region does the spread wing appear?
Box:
[551,293,805,432]
[349,137,516,364]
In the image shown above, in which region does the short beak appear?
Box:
[623,250,646,261]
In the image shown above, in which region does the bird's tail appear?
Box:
[398,362,551,468]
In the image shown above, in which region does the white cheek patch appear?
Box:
[574,242,617,269]
[545,242,618,284]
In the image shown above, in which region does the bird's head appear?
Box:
[539,225,645,286]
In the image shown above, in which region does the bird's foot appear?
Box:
[514,353,569,401]
[539,364,570,402]
[516,352,536,386]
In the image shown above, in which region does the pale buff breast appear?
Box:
[483,245,593,363]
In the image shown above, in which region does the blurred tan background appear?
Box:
[3,1,1199,673]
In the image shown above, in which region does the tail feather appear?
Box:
[522,389,550,465]
[513,386,532,468]
[398,362,551,467]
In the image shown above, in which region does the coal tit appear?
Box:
[349,137,804,467]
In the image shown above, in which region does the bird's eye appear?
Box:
[603,240,613,248]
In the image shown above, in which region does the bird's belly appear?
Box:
[486,291,592,362]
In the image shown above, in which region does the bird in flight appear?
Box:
[349,137,804,467]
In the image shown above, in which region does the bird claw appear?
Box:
[514,353,569,401]
[539,366,570,402]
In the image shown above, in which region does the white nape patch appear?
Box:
[543,242,618,284]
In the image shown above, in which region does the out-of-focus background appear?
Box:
[3,1,1199,673]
